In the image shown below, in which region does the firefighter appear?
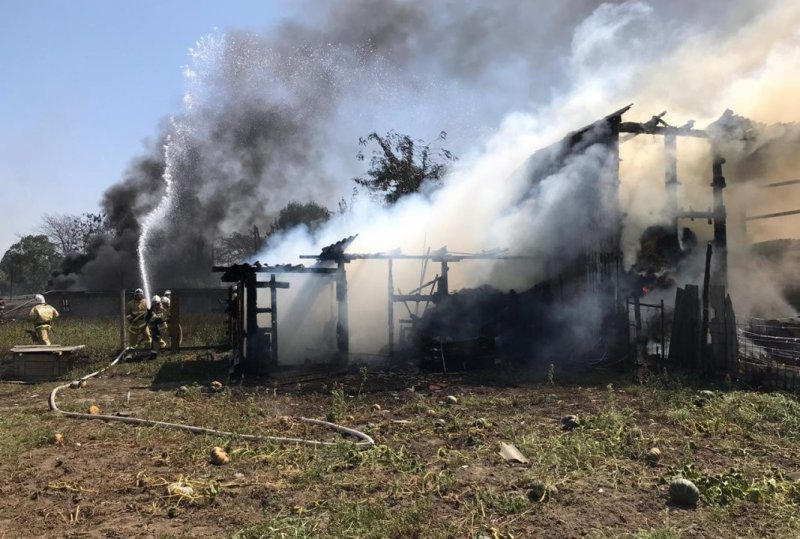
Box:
[161,294,171,321]
[147,295,168,352]
[29,294,59,345]
[126,288,150,348]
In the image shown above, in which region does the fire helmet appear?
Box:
[35,294,45,304]
[134,288,144,298]
[161,296,171,306]
[151,295,161,304]
[163,289,172,297]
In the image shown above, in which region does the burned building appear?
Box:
[213,105,797,375]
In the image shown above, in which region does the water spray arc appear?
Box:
[136,125,182,308]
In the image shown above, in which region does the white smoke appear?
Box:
[147,1,800,358]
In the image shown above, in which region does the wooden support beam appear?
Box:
[387,259,394,356]
[435,260,449,303]
[406,275,439,296]
[633,294,643,364]
[701,244,713,371]
[212,265,336,274]
[619,123,708,138]
[758,179,800,188]
[664,134,679,237]
[678,210,713,221]
[745,209,800,221]
[244,273,259,373]
[392,294,436,303]
[336,261,349,365]
[711,157,728,288]
[269,274,278,367]
[255,281,290,289]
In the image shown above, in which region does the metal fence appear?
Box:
[626,297,668,364]
[736,318,800,390]
[629,295,800,391]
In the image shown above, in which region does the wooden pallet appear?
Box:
[2,345,86,381]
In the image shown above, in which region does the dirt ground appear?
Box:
[0,352,799,538]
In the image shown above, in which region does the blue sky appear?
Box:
[0,0,302,254]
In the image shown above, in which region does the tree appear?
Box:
[214,203,331,265]
[269,201,331,235]
[39,212,108,257]
[215,226,265,265]
[353,131,456,205]
[0,235,63,295]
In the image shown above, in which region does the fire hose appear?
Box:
[48,349,375,447]
[1,297,36,319]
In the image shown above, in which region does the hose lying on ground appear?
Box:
[49,350,375,447]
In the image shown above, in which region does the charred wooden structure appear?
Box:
[618,109,731,285]
[212,105,798,374]
[301,245,533,367]
[213,262,337,374]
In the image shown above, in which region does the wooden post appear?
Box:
[336,261,349,364]
[724,294,738,378]
[633,294,643,363]
[668,287,685,367]
[270,274,278,367]
[169,294,181,353]
[625,297,631,361]
[244,271,258,372]
[226,286,233,347]
[387,259,394,356]
[711,156,728,287]
[686,284,700,369]
[435,260,449,304]
[701,243,713,371]
[237,281,244,357]
[709,285,725,371]
[660,299,666,363]
[120,289,126,351]
[664,134,679,237]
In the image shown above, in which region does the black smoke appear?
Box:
[51,0,762,291]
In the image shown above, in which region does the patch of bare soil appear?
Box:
[0,361,797,538]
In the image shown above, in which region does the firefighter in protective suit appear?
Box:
[147,295,168,352]
[161,294,171,322]
[126,288,150,348]
[29,294,59,345]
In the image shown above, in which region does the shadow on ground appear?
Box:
[150,355,229,389]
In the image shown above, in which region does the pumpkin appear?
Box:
[561,415,580,431]
[669,478,700,506]
[210,446,231,465]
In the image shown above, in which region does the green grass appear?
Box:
[0,409,53,458]
[0,317,120,362]
[0,314,227,353]
[1,321,800,537]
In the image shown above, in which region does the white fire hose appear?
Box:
[48,350,375,447]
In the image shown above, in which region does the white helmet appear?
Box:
[134,288,144,298]
[35,294,45,304]
[151,295,161,304]
[163,289,172,297]
[161,296,171,305]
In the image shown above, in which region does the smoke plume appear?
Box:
[53,0,800,357]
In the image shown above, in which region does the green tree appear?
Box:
[353,131,456,205]
[214,203,331,265]
[216,226,264,265]
[269,201,331,235]
[0,235,63,295]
